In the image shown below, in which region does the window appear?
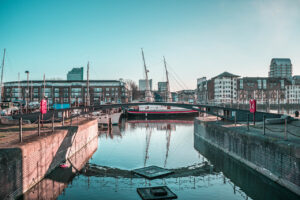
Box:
[94,87,102,92]
[257,80,262,89]
[280,80,285,89]
[239,80,243,89]
[263,80,267,89]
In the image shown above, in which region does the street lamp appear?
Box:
[25,70,29,113]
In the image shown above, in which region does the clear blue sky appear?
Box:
[1,0,299,91]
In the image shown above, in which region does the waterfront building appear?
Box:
[67,67,84,80]
[3,80,128,105]
[177,90,196,103]
[285,76,300,104]
[158,82,167,92]
[213,72,239,104]
[196,77,208,104]
[268,58,292,79]
[138,79,152,91]
[237,77,289,105]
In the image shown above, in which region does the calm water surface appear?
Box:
[23,118,298,200]
[58,119,250,200]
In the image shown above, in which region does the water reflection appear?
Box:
[55,119,253,200]
[19,136,98,200]
[194,126,299,200]
[16,118,299,200]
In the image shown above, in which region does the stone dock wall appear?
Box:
[0,119,98,199]
[194,118,300,196]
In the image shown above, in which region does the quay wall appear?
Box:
[0,119,98,199]
[23,135,98,200]
[194,118,300,196]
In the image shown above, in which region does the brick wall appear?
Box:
[0,119,98,199]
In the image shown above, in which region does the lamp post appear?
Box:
[25,70,29,113]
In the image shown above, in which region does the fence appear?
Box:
[0,106,103,145]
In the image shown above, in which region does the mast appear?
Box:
[164,127,171,167]
[141,48,153,102]
[86,62,90,106]
[43,73,46,97]
[163,56,172,102]
[18,72,20,100]
[0,49,6,102]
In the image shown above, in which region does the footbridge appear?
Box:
[12,102,283,123]
[95,102,282,122]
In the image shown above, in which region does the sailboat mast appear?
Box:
[18,73,20,100]
[163,56,172,102]
[0,48,6,102]
[86,62,90,106]
[141,48,152,102]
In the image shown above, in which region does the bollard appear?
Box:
[284,118,287,140]
[52,112,54,133]
[38,115,41,136]
[77,115,79,125]
[19,117,23,143]
[263,115,265,135]
[70,116,72,125]
[62,111,64,126]
[247,114,249,131]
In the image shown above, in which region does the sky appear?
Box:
[0,0,300,91]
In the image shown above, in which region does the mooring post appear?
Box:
[19,117,23,143]
[247,114,249,131]
[52,112,54,133]
[263,115,265,135]
[38,114,41,136]
[284,118,287,140]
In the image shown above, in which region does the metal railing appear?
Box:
[6,106,101,144]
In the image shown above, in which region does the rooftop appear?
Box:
[270,58,292,66]
[213,71,240,79]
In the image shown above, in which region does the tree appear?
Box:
[125,79,140,101]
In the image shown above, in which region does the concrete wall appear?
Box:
[194,118,300,196]
[0,119,98,199]
[194,135,299,200]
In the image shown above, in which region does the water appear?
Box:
[22,118,298,200]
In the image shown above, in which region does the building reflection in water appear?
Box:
[16,119,299,200]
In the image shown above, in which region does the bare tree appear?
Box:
[125,79,140,101]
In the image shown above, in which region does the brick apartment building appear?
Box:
[2,80,128,106]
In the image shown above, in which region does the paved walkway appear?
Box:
[0,117,92,147]
[197,115,300,144]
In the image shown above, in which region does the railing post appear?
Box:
[62,111,64,126]
[38,114,41,136]
[234,113,237,126]
[52,112,55,133]
[263,115,265,135]
[284,118,287,140]
[19,117,23,143]
[247,114,249,131]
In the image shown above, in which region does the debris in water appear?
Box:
[132,166,174,179]
[137,186,177,200]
